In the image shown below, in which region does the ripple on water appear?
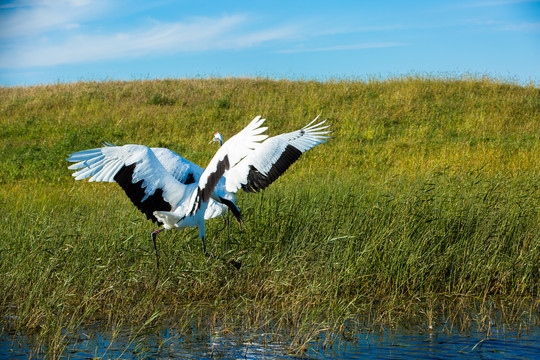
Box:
[2,326,540,359]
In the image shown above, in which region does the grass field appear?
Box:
[1,76,539,356]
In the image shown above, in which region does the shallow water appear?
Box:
[2,324,540,359]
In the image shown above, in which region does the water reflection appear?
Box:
[2,324,540,359]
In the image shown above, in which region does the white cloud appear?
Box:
[0,1,405,69]
[0,0,108,39]
[465,18,540,32]
[227,24,304,48]
[278,42,408,54]
[0,14,304,68]
[501,21,540,31]
[458,0,540,8]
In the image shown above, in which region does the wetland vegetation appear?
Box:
[1,76,539,357]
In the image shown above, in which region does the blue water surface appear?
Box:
[2,324,540,359]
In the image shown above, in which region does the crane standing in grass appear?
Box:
[67,115,331,267]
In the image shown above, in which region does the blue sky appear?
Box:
[0,0,538,86]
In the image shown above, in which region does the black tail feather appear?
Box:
[218,197,243,226]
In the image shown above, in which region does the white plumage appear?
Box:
[67,115,331,266]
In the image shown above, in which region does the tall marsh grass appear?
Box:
[1,76,539,357]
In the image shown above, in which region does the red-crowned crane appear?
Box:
[67,116,331,267]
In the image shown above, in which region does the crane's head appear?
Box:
[209,132,223,146]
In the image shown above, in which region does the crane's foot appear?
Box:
[228,259,242,269]
[236,217,245,230]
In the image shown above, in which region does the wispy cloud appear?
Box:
[465,18,540,32]
[501,21,540,31]
[278,42,407,54]
[459,0,540,8]
[0,0,108,39]
[0,11,302,68]
[0,1,408,69]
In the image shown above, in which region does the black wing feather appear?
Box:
[241,145,302,193]
[113,164,172,223]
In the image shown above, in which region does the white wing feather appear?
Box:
[67,144,189,209]
[205,115,268,180]
[151,147,204,183]
[188,116,269,214]
[224,116,332,193]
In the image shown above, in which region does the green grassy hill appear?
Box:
[1,77,538,183]
[1,77,539,355]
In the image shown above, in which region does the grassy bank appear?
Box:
[1,76,539,356]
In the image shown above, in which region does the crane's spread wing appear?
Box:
[188,116,269,215]
[67,144,191,223]
[151,147,203,185]
[224,116,332,193]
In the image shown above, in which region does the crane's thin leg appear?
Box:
[226,209,231,249]
[151,228,165,270]
[197,224,207,255]
[201,236,207,255]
